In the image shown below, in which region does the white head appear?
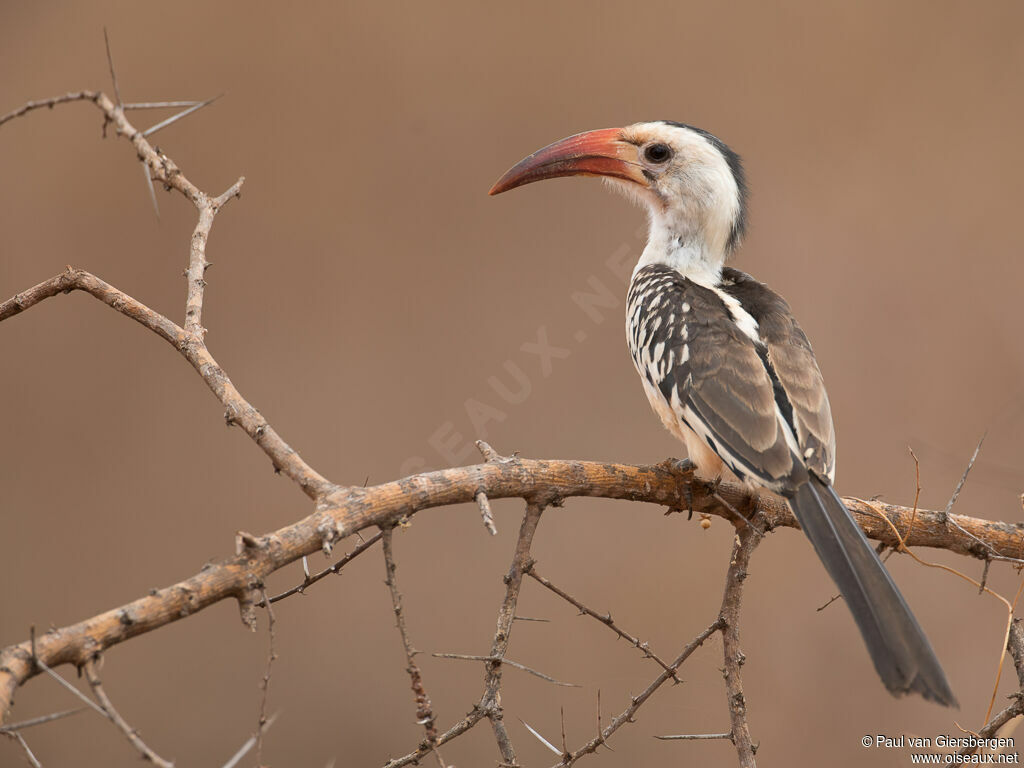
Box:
[490,121,747,284]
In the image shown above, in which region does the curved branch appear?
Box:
[0,449,1018,725]
[0,91,100,126]
[0,268,335,500]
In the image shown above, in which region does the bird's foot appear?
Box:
[660,457,696,518]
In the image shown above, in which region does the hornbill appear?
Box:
[489,121,956,706]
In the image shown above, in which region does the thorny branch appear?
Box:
[382,527,439,746]
[718,525,761,768]
[3,77,1024,768]
[484,503,544,765]
[0,87,333,503]
[381,504,543,768]
[528,568,685,682]
[551,619,725,767]
[261,531,383,605]
[3,436,1016,735]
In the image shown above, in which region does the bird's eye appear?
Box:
[643,143,673,164]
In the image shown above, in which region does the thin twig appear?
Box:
[711,491,762,538]
[944,436,986,518]
[552,618,724,767]
[381,706,489,768]
[0,91,99,127]
[254,588,277,767]
[31,654,106,719]
[815,594,841,612]
[220,712,279,768]
[529,568,682,682]
[907,446,923,542]
[6,732,42,767]
[0,708,84,734]
[382,527,438,744]
[83,657,174,768]
[262,531,383,605]
[940,436,998,558]
[432,654,579,687]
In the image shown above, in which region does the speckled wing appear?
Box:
[627,265,798,489]
[718,267,836,482]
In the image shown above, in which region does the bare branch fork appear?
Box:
[3,74,1024,767]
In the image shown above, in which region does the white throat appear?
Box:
[632,215,726,288]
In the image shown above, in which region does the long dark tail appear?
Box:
[788,474,957,706]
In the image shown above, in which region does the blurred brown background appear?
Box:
[2,2,1022,766]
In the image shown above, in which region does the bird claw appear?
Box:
[672,457,695,474]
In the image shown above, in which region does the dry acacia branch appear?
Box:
[528,568,683,682]
[383,705,487,768]
[382,527,438,744]
[553,618,724,767]
[0,88,334,502]
[1,450,1020,726]
[484,503,544,766]
[382,503,544,768]
[0,266,332,501]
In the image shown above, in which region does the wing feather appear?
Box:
[719,267,836,481]
[628,266,797,488]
